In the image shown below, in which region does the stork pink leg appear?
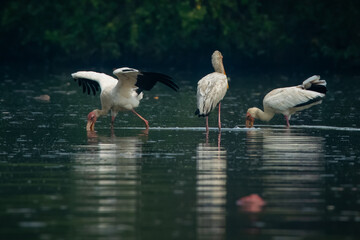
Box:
[132,109,149,129]
[218,132,221,149]
[111,116,115,129]
[205,116,209,132]
[218,102,221,131]
[284,115,290,128]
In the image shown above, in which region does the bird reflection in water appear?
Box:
[244,128,325,237]
[205,130,222,148]
[196,132,227,239]
[87,127,149,143]
[72,130,146,239]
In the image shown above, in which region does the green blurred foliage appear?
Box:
[1,0,359,69]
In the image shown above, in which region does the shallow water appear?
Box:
[0,69,359,239]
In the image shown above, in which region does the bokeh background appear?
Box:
[1,0,360,73]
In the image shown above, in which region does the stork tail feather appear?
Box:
[195,109,209,117]
[302,75,327,94]
[307,84,327,94]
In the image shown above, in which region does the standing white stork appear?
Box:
[71,67,179,131]
[245,75,327,128]
[195,50,228,131]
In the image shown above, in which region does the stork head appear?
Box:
[211,50,226,75]
[113,67,138,76]
[86,111,98,131]
[245,108,256,128]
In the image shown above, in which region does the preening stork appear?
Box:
[195,50,228,131]
[71,67,179,131]
[246,75,327,128]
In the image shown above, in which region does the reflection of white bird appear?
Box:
[246,75,327,128]
[195,50,228,131]
[72,67,179,131]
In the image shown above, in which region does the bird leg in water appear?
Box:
[218,132,221,150]
[205,116,209,132]
[205,130,209,144]
[111,116,116,129]
[218,102,222,130]
[284,115,290,128]
[132,109,149,129]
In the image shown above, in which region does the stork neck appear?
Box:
[212,58,226,74]
[254,108,275,122]
[93,109,108,117]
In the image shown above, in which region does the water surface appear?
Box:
[0,69,359,239]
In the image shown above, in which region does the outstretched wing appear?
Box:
[113,67,179,96]
[71,71,118,96]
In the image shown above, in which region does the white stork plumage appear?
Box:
[195,50,228,131]
[246,75,327,128]
[71,67,179,131]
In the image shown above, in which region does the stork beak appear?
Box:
[245,112,255,128]
[86,119,95,131]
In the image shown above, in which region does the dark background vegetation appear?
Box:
[1,0,360,73]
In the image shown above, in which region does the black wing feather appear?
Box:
[136,88,144,95]
[307,84,327,94]
[89,83,97,96]
[135,72,179,94]
[82,80,87,93]
[294,95,324,108]
[73,78,101,96]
